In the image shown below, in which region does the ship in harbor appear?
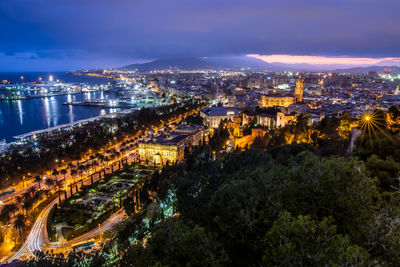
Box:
[0,82,112,101]
[0,139,8,153]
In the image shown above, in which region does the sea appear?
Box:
[0,72,124,143]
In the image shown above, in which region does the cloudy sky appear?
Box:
[1,0,400,71]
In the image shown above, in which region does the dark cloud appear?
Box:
[0,0,399,70]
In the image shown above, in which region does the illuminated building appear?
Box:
[259,77,303,108]
[242,112,256,126]
[260,95,296,108]
[139,125,204,165]
[255,112,297,129]
[139,141,184,166]
[276,112,297,128]
[200,107,241,128]
[234,128,268,149]
[395,85,400,96]
[258,113,276,129]
[294,78,303,102]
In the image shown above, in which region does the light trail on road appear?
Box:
[10,198,58,261]
[56,210,125,249]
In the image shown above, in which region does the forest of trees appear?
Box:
[22,106,400,266]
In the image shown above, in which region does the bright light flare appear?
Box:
[358,111,384,140]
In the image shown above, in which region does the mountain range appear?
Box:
[121,57,400,74]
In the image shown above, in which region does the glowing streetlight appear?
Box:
[358,111,383,140]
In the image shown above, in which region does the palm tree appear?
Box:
[45,178,55,190]
[34,176,42,189]
[0,214,10,243]
[56,179,64,191]
[90,155,95,166]
[55,190,63,205]
[0,213,10,227]
[22,198,34,216]
[67,162,74,170]
[0,213,9,225]
[15,196,23,206]
[22,192,31,201]
[27,187,36,198]
[41,189,50,199]
[80,175,84,188]
[70,169,77,183]
[1,203,17,218]
[60,169,67,181]
[52,169,59,182]
[77,165,86,187]
[78,164,85,177]
[98,154,105,168]
[92,160,98,172]
[33,190,43,202]
[13,214,26,242]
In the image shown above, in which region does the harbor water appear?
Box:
[0,72,124,142]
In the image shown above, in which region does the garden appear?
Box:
[48,165,155,241]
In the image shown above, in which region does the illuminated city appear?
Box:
[1,0,400,266]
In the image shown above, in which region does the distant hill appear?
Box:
[121,57,400,73]
[204,56,275,70]
[332,65,400,74]
[122,58,213,71]
[121,57,278,72]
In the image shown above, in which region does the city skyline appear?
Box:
[2,0,400,265]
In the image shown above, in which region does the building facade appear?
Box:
[200,106,241,128]
[139,125,204,166]
[259,77,303,108]
[139,142,184,166]
[260,95,296,108]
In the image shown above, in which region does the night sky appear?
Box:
[1,0,400,71]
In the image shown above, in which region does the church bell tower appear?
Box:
[295,77,303,103]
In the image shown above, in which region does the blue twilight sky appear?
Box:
[1,0,400,71]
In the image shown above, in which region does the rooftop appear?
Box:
[200,106,241,116]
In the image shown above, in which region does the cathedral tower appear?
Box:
[295,77,303,102]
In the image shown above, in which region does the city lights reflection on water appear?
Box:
[16,100,23,125]
[0,92,124,142]
[43,97,51,128]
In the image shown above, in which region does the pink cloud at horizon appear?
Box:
[247,54,400,66]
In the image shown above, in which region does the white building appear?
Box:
[200,107,241,128]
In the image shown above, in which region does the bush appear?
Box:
[65,209,114,240]
[47,205,57,241]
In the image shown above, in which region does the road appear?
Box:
[49,210,126,255]
[7,155,135,262]
[9,198,58,260]
[9,202,125,261]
